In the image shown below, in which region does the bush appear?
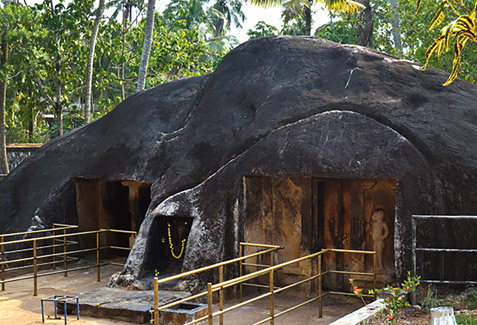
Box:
[350,272,420,324]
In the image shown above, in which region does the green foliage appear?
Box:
[418,0,477,85]
[315,14,360,44]
[421,284,440,312]
[282,14,307,35]
[3,0,234,143]
[249,0,364,16]
[456,315,477,324]
[350,272,421,325]
[311,0,477,84]
[421,286,477,322]
[467,289,477,309]
[140,13,219,87]
[247,21,279,39]
[314,0,395,52]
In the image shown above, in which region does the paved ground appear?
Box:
[222,293,364,324]
[0,262,132,324]
[0,259,364,324]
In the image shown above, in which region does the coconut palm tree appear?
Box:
[389,0,402,55]
[211,0,246,37]
[164,0,242,55]
[0,0,9,174]
[84,0,106,124]
[105,0,146,99]
[250,0,364,36]
[137,0,155,91]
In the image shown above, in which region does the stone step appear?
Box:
[57,287,204,324]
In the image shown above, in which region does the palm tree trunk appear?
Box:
[55,51,63,137]
[389,0,403,56]
[0,1,9,174]
[359,0,374,47]
[121,5,127,101]
[0,39,8,174]
[137,0,156,92]
[84,0,105,124]
[304,5,311,36]
[29,98,34,141]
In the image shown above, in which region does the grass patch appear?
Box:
[420,285,477,323]
[456,315,477,325]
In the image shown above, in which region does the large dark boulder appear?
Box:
[1,36,476,285]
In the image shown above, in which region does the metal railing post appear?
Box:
[63,229,68,277]
[270,249,277,323]
[239,244,243,303]
[269,251,275,267]
[411,216,417,305]
[96,232,100,282]
[318,253,322,318]
[33,239,37,296]
[1,235,4,291]
[439,253,445,281]
[219,265,224,325]
[154,277,159,325]
[52,227,56,270]
[269,267,274,325]
[207,282,213,325]
[373,252,376,299]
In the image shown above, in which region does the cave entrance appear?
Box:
[145,216,193,277]
[75,178,151,249]
[243,177,396,291]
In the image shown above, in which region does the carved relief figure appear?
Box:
[371,208,390,271]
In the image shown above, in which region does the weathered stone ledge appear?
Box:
[330,299,384,325]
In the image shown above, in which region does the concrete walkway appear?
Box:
[221,293,364,324]
[0,261,132,324]
[0,259,364,324]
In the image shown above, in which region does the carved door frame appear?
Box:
[316,178,396,290]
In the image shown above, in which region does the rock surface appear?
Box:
[1,36,476,285]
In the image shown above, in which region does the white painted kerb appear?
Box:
[330,299,385,325]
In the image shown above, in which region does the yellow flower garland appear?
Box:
[167,223,186,259]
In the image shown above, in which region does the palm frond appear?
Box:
[281,7,301,24]
[247,0,283,9]
[321,0,364,14]
[421,14,477,85]
[429,2,447,30]
[282,0,310,16]
[443,34,466,85]
[206,34,239,53]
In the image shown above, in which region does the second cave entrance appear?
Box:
[243,177,396,290]
[75,178,151,248]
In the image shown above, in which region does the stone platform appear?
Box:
[59,287,191,324]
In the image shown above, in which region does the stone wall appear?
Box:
[6,144,42,171]
[8,150,32,171]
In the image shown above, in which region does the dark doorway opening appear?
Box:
[75,178,151,250]
[243,176,396,290]
[144,216,193,277]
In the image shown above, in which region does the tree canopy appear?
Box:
[1,0,475,152]
[1,0,233,144]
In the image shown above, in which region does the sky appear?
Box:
[231,4,330,43]
[231,5,285,43]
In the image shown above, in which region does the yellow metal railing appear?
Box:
[0,223,79,291]
[239,243,281,303]
[0,224,137,296]
[150,242,283,325]
[0,223,78,241]
[151,247,376,325]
